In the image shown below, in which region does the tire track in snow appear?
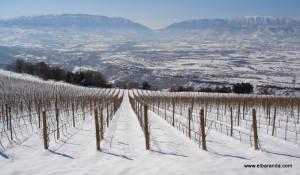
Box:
[101,91,145,160]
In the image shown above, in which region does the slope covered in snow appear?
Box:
[1,91,299,175]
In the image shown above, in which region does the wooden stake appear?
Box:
[237,102,240,126]
[42,111,48,149]
[82,105,85,121]
[38,102,41,128]
[272,107,277,136]
[55,107,60,140]
[164,99,167,120]
[268,106,271,125]
[205,104,208,126]
[5,104,8,130]
[100,107,104,140]
[72,103,75,127]
[94,109,100,151]
[200,109,207,151]
[106,101,109,127]
[172,98,175,127]
[297,106,299,124]
[9,106,12,140]
[252,109,259,150]
[144,105,150,150]
[188,107,192,139]
[242,102,245,120]
[230,107,233,137]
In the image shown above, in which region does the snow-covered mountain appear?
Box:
[164,16,300,32]
[1,15,299,38]
[0,14,151,31]
[2,15,300,32]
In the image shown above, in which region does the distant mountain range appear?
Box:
[0,14,300,41]
[164,16,300,31]
[1,14,300,31]
[0,14,150,31]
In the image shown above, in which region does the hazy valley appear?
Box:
[0,14,300,93]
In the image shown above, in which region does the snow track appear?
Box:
[101,93,145,160]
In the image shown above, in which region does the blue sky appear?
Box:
[0,0,299,29]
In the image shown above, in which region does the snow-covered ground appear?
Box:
[1,91,299,175]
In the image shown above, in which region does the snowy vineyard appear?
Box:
[130,90,300,151]
[0,70,122,152]
[0,70,300,175]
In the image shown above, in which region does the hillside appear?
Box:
[0,70,299,175]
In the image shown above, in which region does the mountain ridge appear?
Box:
[164,16,300,31]
[0,14,151,31]
[1,14,300,31]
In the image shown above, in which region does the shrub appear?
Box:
[142,81,151,90]
[232,83,253,94]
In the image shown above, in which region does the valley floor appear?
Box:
[0,91,299,175]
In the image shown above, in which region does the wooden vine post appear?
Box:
[172,98,175,127]
[38,102,41,128]
[100,107,104,140]
[270,105,273,126]
[72,102,75,127]
[8,105,13,140]
[200,109,207,151]
[252,109,259,150]
[237,102,240,126]
[5,104,8,130]
[106,101,109,127]
[230,107,233,137]
[113,98,116,114]
[42,111,48,149]
[94,109,100,151]
[82,104,85,121]
[164,99,167,120]
[111,99,114,118]
[242,101,245,120]
[28,101,32,123]
[188,107,192,139]
[272,107,277,136]
[55,100,60,140]
[144,105,150,150]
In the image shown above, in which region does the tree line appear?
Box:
[7,59,111,88]
[170,83,254,94]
